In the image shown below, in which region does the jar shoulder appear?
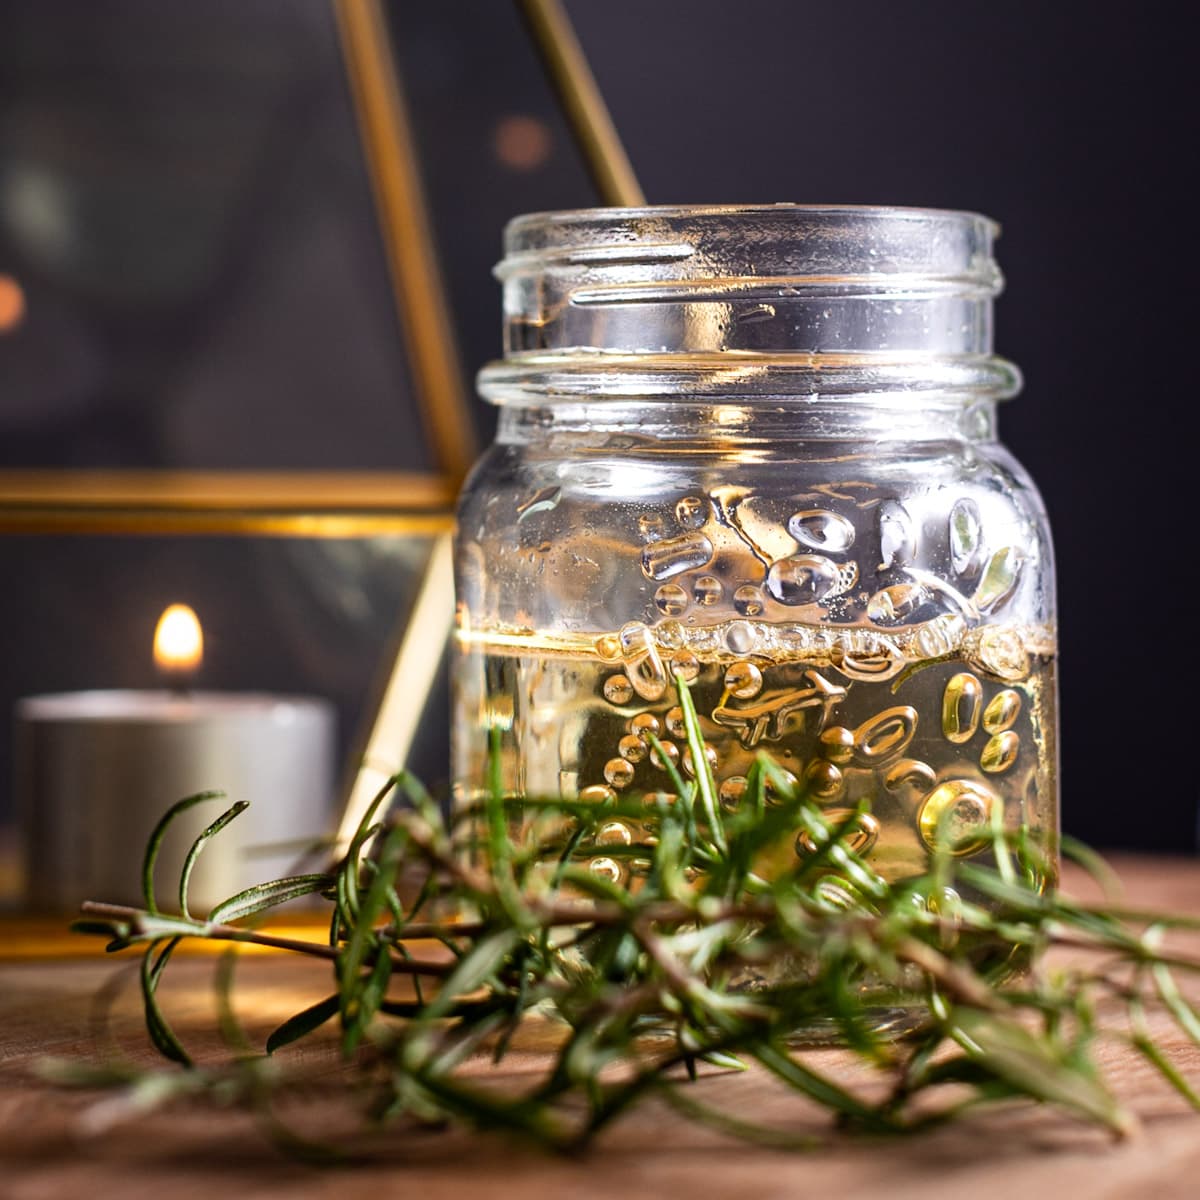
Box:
[460,438,1054,547]
[456,436,1055,635]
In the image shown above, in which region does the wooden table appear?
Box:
[3,855,1200,1200]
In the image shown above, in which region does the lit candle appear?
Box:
[14,604,335,913]
[154,602,205,689]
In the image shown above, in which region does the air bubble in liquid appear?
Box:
[980,732,1019,773]
[630,712,661,740]
[973,626,1030,681]
[796,810,879,857]
[615,623,668,700]
[917,779,997,856]
[637,513,666,542]
[927,885,964,949]
[604,758,635,788]
[650,741,680,770]
[833,560,860,596]
[603,674,634,705]
[594,633,622,661]
[618,734,648,763]
[619,621,651,657]
[671,649,700,682]
[596,821,633,846]
[675,495,709,529]
[948,498,984,574]
[787,509,856,552]
[516,485,562,521]
[641,532,714,581]
[580,785,616,803]
[682,744,718,778]
[867,582,927,625]
[589,857,625,884]
[974,547,1023,613]
[733,585,765,616]
[913,613,965,659]
[692,575,723,606]
[804,760,844,799]
[725,620,757,656]
[877,499,916,569]
[764,768,799,806]
[724,661,763,700]
[629,649,668,702]
[983,689,1021,733]
[818,725,856,764]
[654,583,689,616]
[775,625,813,654]
[942,673,982,743]
[765,554,839,605]
[831,636,905,683]
[656,619,685,649]
[719,776,747,811]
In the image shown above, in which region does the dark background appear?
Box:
[1,1,1193,850]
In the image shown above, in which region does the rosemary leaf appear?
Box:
[948,1007,1134,1136]
[140,791,227,915]
[207,873,333,925]
[140,937,190,1067]
[266,995,340,1055]
[179,801,249,920]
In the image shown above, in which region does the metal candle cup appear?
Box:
[13,605,335,913]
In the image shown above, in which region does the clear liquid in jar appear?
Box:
[453,617,1057,897]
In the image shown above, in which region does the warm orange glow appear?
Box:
[153,604,203,675]
[0,275,25,332]
[492,114,553,170]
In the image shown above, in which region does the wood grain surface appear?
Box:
[2,854,1199,1200]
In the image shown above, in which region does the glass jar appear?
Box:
[453,205,1056,914]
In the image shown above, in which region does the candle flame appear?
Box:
[154,604,203,675]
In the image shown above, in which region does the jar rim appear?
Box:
[503,203,999,249]
[493,204,1008,375]
[497,204,1002,292]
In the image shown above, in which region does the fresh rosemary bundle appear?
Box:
[67,680,1200,1152]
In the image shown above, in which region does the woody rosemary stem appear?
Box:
[77,901,453,976]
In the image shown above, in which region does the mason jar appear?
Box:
[453,205,1056,910]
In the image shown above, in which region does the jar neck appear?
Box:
[495,393,999,446]
[483,349,1015,445]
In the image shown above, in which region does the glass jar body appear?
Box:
[452,207,1058,986]
[454,403,1056,880]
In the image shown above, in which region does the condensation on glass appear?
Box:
[453,205,1057,906]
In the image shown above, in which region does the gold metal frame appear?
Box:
[516,0,645,207]
[0,0,474,537]
[0,471,455,537]
[334,0,478,483]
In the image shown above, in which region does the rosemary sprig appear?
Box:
[63,678,1200,1153]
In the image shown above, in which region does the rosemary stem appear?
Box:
[78,901,455,975]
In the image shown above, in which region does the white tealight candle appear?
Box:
[14,604,335,913]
